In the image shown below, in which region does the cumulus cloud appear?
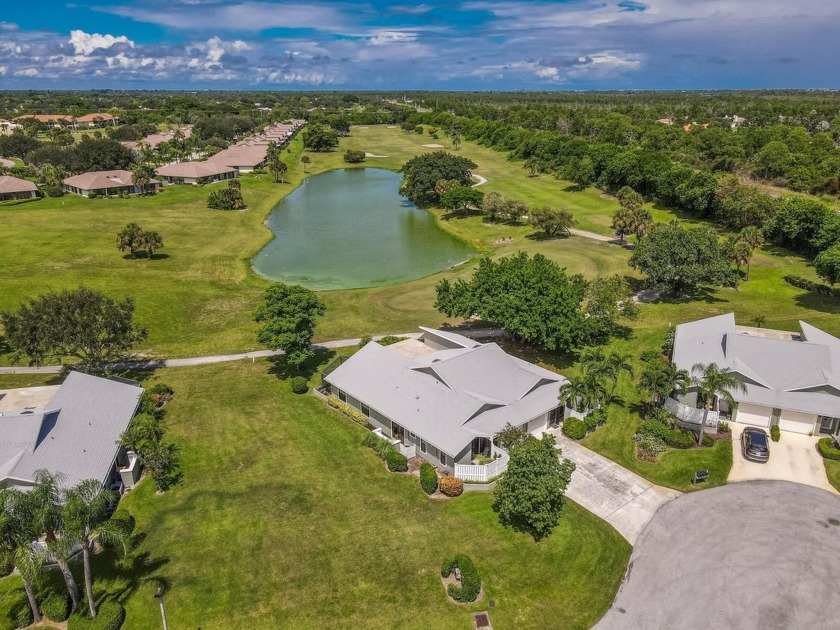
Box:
[69,30,135,55]
[368,31,419,46]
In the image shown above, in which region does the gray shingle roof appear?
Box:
[673,314,840,417]
[0,372,142,490]
[325,329,565,456]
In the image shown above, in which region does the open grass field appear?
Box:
[0,360,631,630]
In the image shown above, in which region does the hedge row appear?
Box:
[818,437,840,461]
[327,396,369,426]
[42,590,70,622]
[385,450,409,472]
[67,600,125,630]
[361,432,409,471]
[420,463,438,494]
[441,554,481,603]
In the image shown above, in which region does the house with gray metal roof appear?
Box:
[671,313,840,435]
[0,371,143,492]
[322,327,568,478]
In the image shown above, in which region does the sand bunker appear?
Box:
[365,152,389,158]
[423,143,445,148]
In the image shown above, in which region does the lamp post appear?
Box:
[154,588,169,630]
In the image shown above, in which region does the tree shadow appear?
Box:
[441,208,483,221]
[524,231,570,241]
[267,346,336,381]
[793,291,840,315]
[562,184,586,193]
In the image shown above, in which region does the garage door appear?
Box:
[736,403,771,428]
[778,409,816,435]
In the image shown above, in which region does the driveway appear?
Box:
[596,481,840,630]
[550,431,681,544]
[729,423,836,493]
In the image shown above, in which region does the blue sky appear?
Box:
[1,1,838,89]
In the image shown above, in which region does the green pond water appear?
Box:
[252,168,476,290]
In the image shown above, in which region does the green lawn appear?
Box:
[825,460,840,493]
[0,361,630,630]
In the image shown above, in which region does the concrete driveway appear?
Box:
[596,481,840,630]
[551,431,680,544]
[729,423,836,493]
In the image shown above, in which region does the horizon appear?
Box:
[2,1,839,90]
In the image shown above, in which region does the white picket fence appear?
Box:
[665,397,719,429]
[454,444,509,482]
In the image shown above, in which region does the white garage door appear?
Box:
[736,403,772,428]
[778,409,816,435]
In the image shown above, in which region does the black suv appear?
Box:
[741,427,770,463]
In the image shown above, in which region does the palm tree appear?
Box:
[524,157,540,177]
[131,164,153,195]
[451,132,462,150]
[0,489,46,624]
[30,471,80,610]
[116,223,143,258]
[64,481,131,619]
[737,226,764,281]
[731,239,752,286]
[611,206,634,243]
[638,360,689,407]
[691,362,746,445]
[559,374,607,414]
[603,352,634,401]
[140,230,164,259]
[632,208,653,240]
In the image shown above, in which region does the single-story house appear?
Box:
[63,170,161,197]
[671,313,840,435]
[0,175,38,201]
[122,126,193,152]
[0,372,143,492]
[155,161,238,185]
[206,142,268,172]
[322,327,568,475]
[15,113,120,129]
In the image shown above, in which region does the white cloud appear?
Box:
[368,31,418,46]
[69,30,135,55]
[14,68,39,77]
[0,66,6,75]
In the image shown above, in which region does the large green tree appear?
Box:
[301,124,339,152]
[582,275,638,342]
[1,287,148,372]
[629,221,736,295]
[435,252,587,351]
[814,243,840,286]
[439,186,483,213]
[254,283,326,370]
[528,206,573,238]
[399,151,476,206]
[492,434,575,540]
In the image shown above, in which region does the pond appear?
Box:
[252,168,475,290]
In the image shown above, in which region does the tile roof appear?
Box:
[155,161,236,179]
[0,175,37,194]
[63,170,160,191]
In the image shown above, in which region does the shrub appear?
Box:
[718,420,731,434]
[589,408,608,427]
[385,450,408,472]
[583,414,598,433]
[439,476,464,497]
[420,463,438,494]
[636,419,669,441]
[343,150,366,163]
[358,335,372,348]
[327,397,369,426]
[148,383,174,407]
[702,434,714,447]
[665,428,696,449]
[290,376,308,394]
[636,436,666,462]
[377,335,407,346]
[67,600,125,630]
[41,590,70,622]
[650,406,676,428]
[770,425,780,442]
[818,437,840,461]
[562,417,587,440]
[441,554,481,603]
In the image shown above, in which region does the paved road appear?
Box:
[595,481,840,630]
[0,329,506,374]
[550,430,680,544]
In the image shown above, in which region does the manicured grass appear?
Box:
[0,360,630,630]
[824,459,840,493]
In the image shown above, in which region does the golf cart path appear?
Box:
[472,173,488,187]
[549,429,681,544]
[0,329,506,374]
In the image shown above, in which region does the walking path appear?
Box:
[568,228,616,242]
[472,173,488,187]
[0,329,505,374]
[548,429,681,544]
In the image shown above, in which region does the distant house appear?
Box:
[0,119,23,136]
[155,161,238,185]
[322,327,569,479]
[0,371,143,492]
[15,113,120,129]
[122,126,193,152]
[206,142,268,173]
[656,118,674,125]
[670,313,840,436]
[63,170,161,197]
[0,175,38,201]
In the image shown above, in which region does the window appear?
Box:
[324,383,332,395]
[360,403,370,417]
[338,390,347,403]
[420,439,427,454]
